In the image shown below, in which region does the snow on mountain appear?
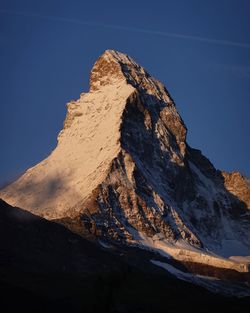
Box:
[150,260,250,297]
[1,50,250,285]
[0,53,134,218]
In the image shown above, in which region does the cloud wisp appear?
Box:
[1,9,250,49]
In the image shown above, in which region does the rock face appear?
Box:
[221,171,250,209]
[1,50,250,271]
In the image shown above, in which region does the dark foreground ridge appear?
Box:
[1,199,250,313]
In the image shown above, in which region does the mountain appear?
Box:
[1,199,250,313]
[1,50,250,295]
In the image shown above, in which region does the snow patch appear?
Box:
[0,81,134,218]
[98,240,112,249]
[134,233,249,272]
[151,259,250,297]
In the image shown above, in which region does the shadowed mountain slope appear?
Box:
[1,199,250,313]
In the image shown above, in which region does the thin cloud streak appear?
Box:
[1,9,250,49]
[209,63,250,78]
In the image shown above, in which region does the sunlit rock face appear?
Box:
[1,50,250,272]
[221,171,250,209]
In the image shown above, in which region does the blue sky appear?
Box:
[0,0,250,186]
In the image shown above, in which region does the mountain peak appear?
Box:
[90,50,168,101]
[89,50,127,91]
[89,49,153,92]
[1,50,250,286]
[0,49,188,218]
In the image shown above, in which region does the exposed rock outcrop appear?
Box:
[1,50,249,278]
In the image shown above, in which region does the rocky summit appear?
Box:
[1,50,250,296]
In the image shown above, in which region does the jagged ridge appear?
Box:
[1,50,250,279]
